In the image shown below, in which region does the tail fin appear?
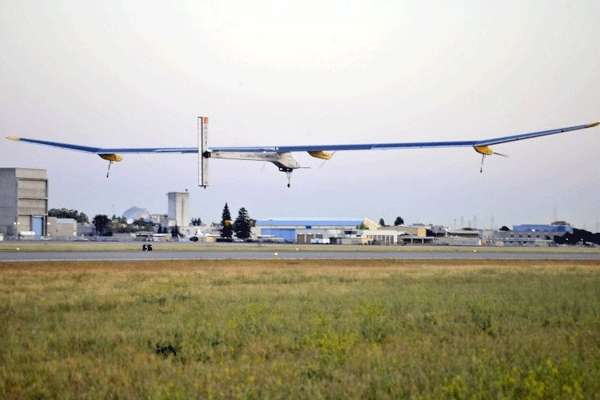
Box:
[198,116,209,188]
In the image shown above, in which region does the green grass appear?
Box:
[1,260,600,399]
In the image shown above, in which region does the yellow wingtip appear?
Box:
[5,136,20,141]
[589,122,600,128]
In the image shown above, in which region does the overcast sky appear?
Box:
[1,0,599,229]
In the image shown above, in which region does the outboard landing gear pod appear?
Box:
[473,146,507,173]
[98,153,123,178]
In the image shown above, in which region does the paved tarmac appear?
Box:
[1,250,600,262]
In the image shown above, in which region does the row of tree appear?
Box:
[89,205,254,239]
[190,218,202,226]
[378,217,404,227]
[91,215,197,236]
[554,228,600,246]
[220,203,254,240]
[48,208,89,223]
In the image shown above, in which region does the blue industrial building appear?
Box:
[496,222,574,246]
[255,218,365,243]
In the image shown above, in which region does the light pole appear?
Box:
[13,221,20,240]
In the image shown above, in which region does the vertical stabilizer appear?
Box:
[198,116,209,188]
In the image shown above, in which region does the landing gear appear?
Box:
[279,167,294,188]
[106,161,113,178]
[479,151,507,173]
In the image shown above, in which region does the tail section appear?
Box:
[198,116,209,188]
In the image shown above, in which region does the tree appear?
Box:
[379,218,386,227]
[220,203,233,239]
[93,215,111,236]
[234,207,253,240]
[48,208,89,223]
[78,212,89,223]
[554,228,600,246]
[191,218,202,226]
[499,226,510,231]
[110,216,131,233]
[394,216,404,226]
[132,218,155,232]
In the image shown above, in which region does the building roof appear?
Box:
[0,168,47,179]
[256,218,363,227]
[123,206,151,222]
[513,224,573,233]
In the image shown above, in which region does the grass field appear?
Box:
[1,260,600,399]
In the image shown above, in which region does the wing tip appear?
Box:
[589,122,599,128]
[5,136,20,141]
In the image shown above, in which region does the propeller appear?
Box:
[318,152,336,169]
[479,151,508,173]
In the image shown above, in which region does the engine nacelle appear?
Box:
[473,146,494,156]
[308,151,334,160]
[98,153,123,162]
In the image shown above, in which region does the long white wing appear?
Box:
[6,122,598,154]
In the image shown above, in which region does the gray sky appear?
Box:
[1,0,599,228]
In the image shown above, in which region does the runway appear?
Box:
[2,250,600,262]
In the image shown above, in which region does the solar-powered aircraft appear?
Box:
[5,117,599,188]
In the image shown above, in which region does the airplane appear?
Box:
[5,117,599,188]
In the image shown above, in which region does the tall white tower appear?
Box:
[167,191,190,227]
